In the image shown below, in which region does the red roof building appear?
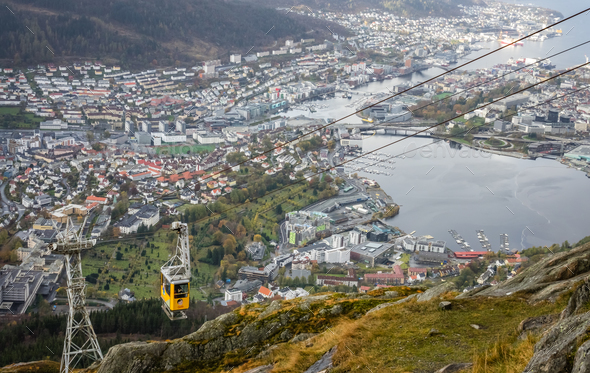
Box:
[365,265,405,285]
[453,251,489,259]
[258,286,273,298]
[86,195,108,205]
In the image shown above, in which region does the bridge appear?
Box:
[360,127,433,138]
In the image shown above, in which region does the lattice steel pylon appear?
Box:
[52,217,103,373]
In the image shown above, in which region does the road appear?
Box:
[61,178,71,195]
[278,221,289,254]
[0,181,10,215]
[0,180,25,222]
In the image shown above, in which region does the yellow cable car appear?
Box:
[160,274,190,314]
[160,222,191,320]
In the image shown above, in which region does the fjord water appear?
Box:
[360,135,590,251]
[284,0,590,250]
[461,0,590,71]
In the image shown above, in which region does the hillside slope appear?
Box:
[84,240,590,373]
[6,241,590,373]
[0,0,347,68]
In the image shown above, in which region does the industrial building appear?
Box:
[238,263,279,282]
[350,242,394,267]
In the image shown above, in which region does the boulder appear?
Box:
[384,291,399,299]
[439,301,452,310]
[330,304,343,315]
[427,328,441,337]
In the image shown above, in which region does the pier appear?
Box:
[449,229,473,251]
[476,230,492,251]
[500,234,510,251]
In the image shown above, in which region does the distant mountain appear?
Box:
[0,0,348,68]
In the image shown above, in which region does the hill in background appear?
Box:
[0,0,348,68]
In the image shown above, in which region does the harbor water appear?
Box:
[281,0,590,251]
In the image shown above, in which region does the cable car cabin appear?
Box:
[160,221,191,321]
[160,273,189,320]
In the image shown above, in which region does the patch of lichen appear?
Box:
[187,338,211,346]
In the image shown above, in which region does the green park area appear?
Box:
[0,106,44,129]
[484,137,508,147]
[83,231,219,300]
[433,92,452,101]
[81,179,334,301]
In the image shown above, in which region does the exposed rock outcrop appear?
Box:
[462,244,590,303]
[303,346,337,373]
[89,291,400,373]
[366,293,418,315]
[517,314,558,339]
[416,281,456,302]
[523,312,590,372]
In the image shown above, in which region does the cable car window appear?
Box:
[164,279,170,295]
[175,283,189,297]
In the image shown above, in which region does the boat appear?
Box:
[500,38,524,46]
[347,92,352,99]
[362,117,374,123]
[540,59,556,69]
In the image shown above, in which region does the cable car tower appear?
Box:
[52,217,103,373]
[160,222,191,320]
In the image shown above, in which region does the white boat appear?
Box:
[500,38,524,46]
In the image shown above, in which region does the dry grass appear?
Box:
[231,294,567,373]
[472,333,539,373]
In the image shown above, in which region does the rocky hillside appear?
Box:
[6,241,590,373]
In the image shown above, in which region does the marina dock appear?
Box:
[449,229,472,251]
[476,230,492,251]
[500,234,510,251]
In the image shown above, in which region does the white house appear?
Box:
[224,288,242,302]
